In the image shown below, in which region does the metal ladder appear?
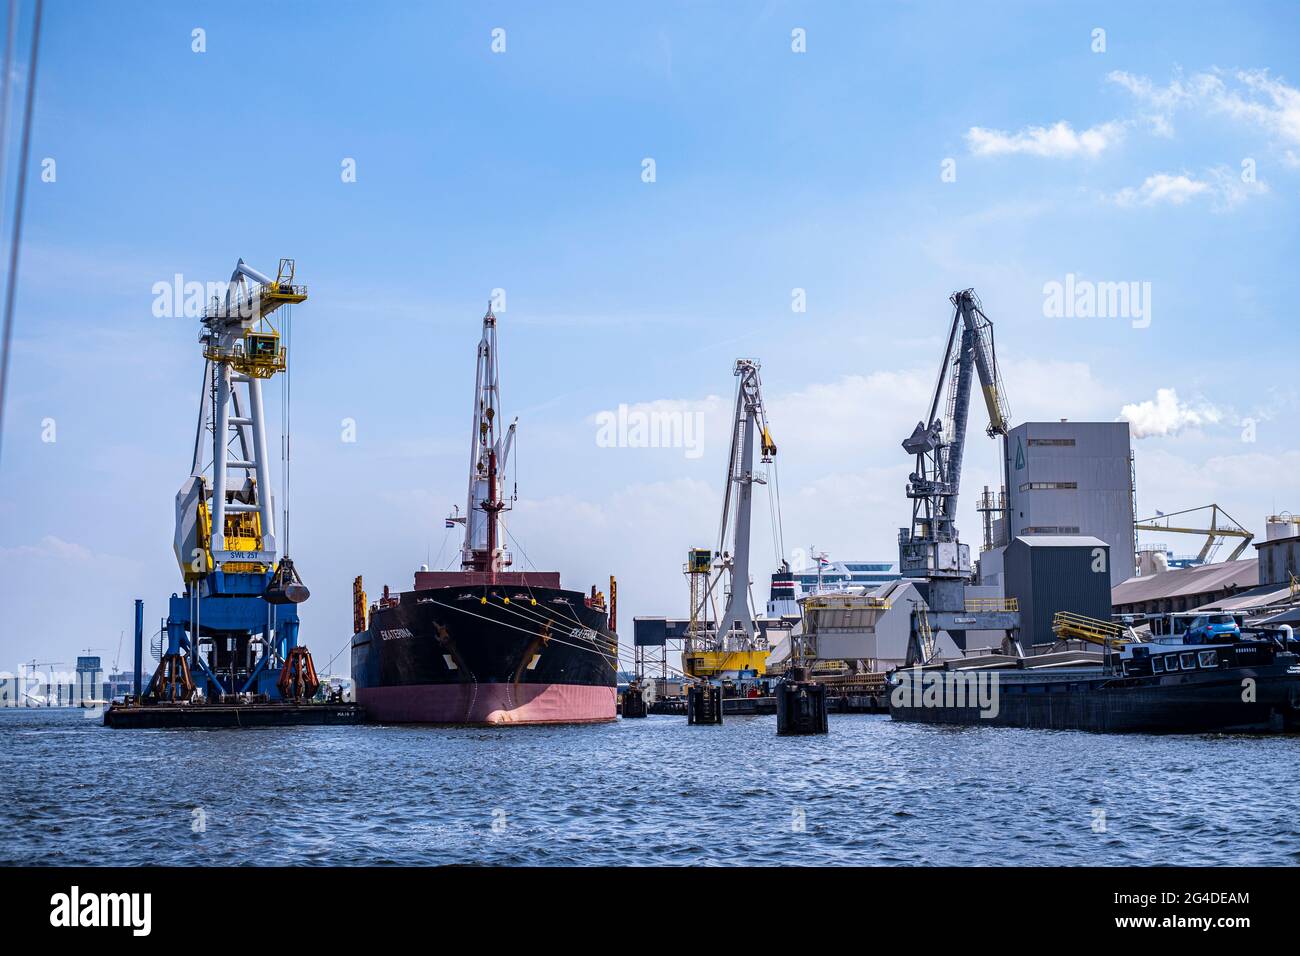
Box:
[916,607,936,663]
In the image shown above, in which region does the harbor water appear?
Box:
[2,708,1297,866]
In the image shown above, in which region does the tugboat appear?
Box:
[888,612,1300,733]
[350,303,618,725]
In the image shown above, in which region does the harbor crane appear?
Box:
[899,289,1020,664]
[152,258,318,702]
[1134,504,1254,565]
[683,358,781,679]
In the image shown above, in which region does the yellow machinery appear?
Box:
[683,649,770,680]
[1052,611,1142,649]
[201,259,305,379]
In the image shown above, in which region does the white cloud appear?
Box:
[1113,172,1210,207]
[1110,68,1300,151]
[966,120,1124,158]
[1112,167,1269,210]
[1119,388,1223,439]
[1,535,97,563]
[1003,358,1121,422]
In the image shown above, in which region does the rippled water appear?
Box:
[2,707,1298,866]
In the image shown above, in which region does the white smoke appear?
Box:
[1119,387,1222,438]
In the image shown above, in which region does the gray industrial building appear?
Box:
[980,420,1135,588]
[1004,536,1112,648]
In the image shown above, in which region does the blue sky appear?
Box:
[1,0,1298,673]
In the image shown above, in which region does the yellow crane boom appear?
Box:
[1134,503,1253,563]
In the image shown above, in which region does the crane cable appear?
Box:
[280,303,293,553]
[0,0,42,467]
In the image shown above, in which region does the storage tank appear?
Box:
[1137,546,1169,577]
[1266,513,1300,541]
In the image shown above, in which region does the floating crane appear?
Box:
[683,358,781,679]
[899,289,1020,663]
[153,258,318,702]
[1134,504,1254,565]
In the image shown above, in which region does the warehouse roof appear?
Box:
[1012,535,1109,548]
[1196,582,1296,613]
[1257,606,1300,626]
[1111,558,1258,606]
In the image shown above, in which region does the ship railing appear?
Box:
[808,670,888,692]
[1052,610,1134,647]
[802,596,891,610]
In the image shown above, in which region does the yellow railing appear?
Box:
[803,597,891,610]
[1052,610,1134,647]
[203,341,288,379]
[965,597,1019,612]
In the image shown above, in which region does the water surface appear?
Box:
[2,708,1296,865]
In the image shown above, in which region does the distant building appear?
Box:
[1256,514,1300,587]
[788,559,901,594]
[981,421,1135,588]
[1111,559,1258,616]
[75,656,103,704]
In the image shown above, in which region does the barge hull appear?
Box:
[103,702,365,729]
[891,661,1300,733]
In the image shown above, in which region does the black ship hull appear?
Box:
[351,581,618,725]
[890,645,1300,734]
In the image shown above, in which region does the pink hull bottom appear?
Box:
[358,682,617,725]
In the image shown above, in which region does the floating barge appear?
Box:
[889,631,1300,733]
[103,700,364,729]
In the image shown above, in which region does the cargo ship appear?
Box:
[350,304,618,725]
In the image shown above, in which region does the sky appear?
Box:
[1,0,1298,676]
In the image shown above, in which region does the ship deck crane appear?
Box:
[899,289,1020,664]
[683,358,782,680]
[1134,504,1254,565]
[152,257,318,702]
[448,302,518,575]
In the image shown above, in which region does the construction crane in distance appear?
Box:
[683,358,781,679]
[899,289,1019,664]
[1135,504,1254,564]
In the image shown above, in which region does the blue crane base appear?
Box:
[160,570,302,700]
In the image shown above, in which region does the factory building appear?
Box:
[979,420,1135,588]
